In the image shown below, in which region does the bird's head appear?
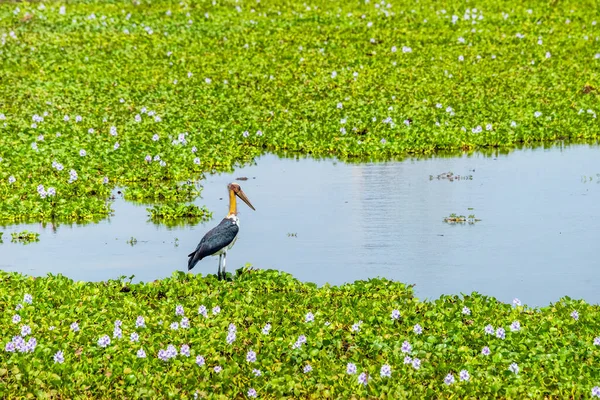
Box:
[228,182,256,211]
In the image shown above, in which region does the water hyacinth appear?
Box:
[253,368,262,376]
[130,332,139,342]
[53,350,65,364]
[571,310,579,320]
[305,312,314,323]
[380,364,391,377]
[401,341,412,353]
[196,355,205,366]
[412,358,421,370]
[261,323,271,335]
[346,363,357,375]
[444,373,455,385]
[509,362,519,374]
[246,350,257,363]
[510,321,521,332]
[459,370,470,382]
[70,322,79,332]
[303,365,312,374]
[413,324,423,334]
[180,344,190,357]
[135,316,145,328]
[247,388,257,398]
[496,327,506,339]
[391,309,401,320]
[12,315,21,324]
[484,325,495,335]
[97,335,110,348]
[481,346,491,356]
[358,372,368,386]
[137,348,146,358]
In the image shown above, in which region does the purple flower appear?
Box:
[358,372,368,386]
[592,386,600,398]
[175,305,184,316]
[113,327,122,339]
[21,325,31,336]
[401,340,412,353]
[459,370,470,381]
[247,388,257,398]
[444,373,455,385]
[462,306,471,315]
[12,315,21,324]
[15,303,23,311]
[346,363,357,375]
[246,350,257,363]
[170,322,179,330]
[571,310,579,320]
[53,350,64,364]
[130,332,139,342]
[510,321,521,332]
[47,187,56,196]
[135,316,145,328]
[79,149,86,157]
[152,134,159,141]
[496,327,506,339]
[484,325,495,335]
[145,155,152,162]
[70,322,79,332]
[228,323,237,333]
[8,176,16,184]
[305,312,314,323]
[212,306,221,315]
[214,365,222,373]
[242,130,249,138]
[25,337,37,353]
[481,346,491,356]
[102,177,109,184]
[391,309,400,320]
[380,364,391,377]
[198,305,208,317]
[303,364,312,374]
[253,368,262,376]
[181,317,190,329]
[403,356,412,364]
[593,337,600,346]
[513,298,521,307]
[261,323,271,335]
[509,362,519,374]
[165,345,177,358]
[226,331,236,344]
[137,348,146,358]
[158,349,169,361]
[181,344,190,357]
[413,324,423,335]
[196,355,205,366]
[5,341,16,352]
[412,358,421,370]
[98,335,110,348]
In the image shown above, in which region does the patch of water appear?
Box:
[1,144,599,307]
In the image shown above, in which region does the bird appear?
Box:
[187,182,255,279]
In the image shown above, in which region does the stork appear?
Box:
[187,182,255,280]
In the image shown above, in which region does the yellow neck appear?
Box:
[227,189,237,217]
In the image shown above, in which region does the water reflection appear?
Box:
[1,143,599,307]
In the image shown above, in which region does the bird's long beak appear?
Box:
[236,188,256,211]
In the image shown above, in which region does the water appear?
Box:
[1,144,599,307]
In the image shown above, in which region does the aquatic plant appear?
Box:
[444,214,480,224]
[0,1,598,224]
[1,270,599,397]
[10,231,40,244]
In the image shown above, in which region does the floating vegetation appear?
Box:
[287,233,298,237]
[10,230,40,244]
[0,232,3,244]
[147,204,212,223]
[0,1,598,224]
[444,213,481,224]
[1,270,600,398]
[581,174,600,183]
[430,172,474,181]
[126,237,138,246]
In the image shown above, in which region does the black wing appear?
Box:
[187,218,239,270]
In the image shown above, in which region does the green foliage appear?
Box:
[147,204,212,225]
[1,270,599,398]
[10,230,40,244]
[0,0,598,224]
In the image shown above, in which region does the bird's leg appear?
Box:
[222,251,227,280]
[217,254,222,280]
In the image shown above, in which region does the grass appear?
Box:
[1,269,600,398]
[0,0,598,223]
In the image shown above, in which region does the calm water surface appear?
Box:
[2,144,599,307]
